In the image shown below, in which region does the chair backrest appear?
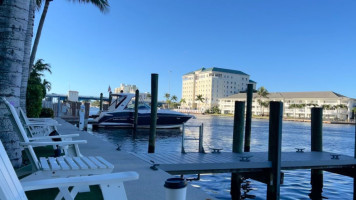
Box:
[0,140,28,200]
[1,98,40,170]
[18,108,36,138]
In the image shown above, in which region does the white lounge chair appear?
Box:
[0,140,139,200]
[0,97,114,181]
[18,108,60,138]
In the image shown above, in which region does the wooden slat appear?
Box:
[88,157,106,169]
[80,157,98,169]
[48,157,61,170]
[72,157,89,170]
[39,157,50,171]
[63,157,79,170]
[56,157,70,170]
[95,156,114,169]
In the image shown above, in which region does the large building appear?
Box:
[181,67,256,111]
[114,84,137,94]
[219,91,356,120]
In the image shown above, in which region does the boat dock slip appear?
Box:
[133,152,356,175]
[55,118,215,200]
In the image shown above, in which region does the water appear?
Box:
[90,115,355,199]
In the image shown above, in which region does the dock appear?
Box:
[55,118,215,200]
[133,151,356,174]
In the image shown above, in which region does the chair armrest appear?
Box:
[28,134,79,141]
[20,140,87,147]
[22,171,139,191]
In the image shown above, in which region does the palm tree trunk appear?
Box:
[0,0,31,168]
[20,0,36,112]
[29,0,51,71]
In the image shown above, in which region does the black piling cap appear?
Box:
[164,178,187,189]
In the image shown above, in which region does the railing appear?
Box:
[181,123,205,153]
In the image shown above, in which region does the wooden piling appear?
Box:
[267,101,283,200]
[231,101,245,200]
[311,107,323,152]
[99,93,103,111]
[244,84,253,152]
[133,89,139,131]
[310,107,323,199]
[84,102,90,129]
[233,101,245,153]
[148,73,158,153]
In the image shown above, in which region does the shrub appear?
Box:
[40,108,54,118]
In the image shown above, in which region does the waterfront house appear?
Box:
[219,91,356,120]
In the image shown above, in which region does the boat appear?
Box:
[89,93,193,129]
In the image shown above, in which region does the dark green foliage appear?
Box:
[40,108,54,118]
[26,59,51,117]
[205,105,221,114]
[26,84,44,117]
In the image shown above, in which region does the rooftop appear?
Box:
[184,67,249,76]
[223,91,353,100]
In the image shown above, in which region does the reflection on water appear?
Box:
[90,115,355,200]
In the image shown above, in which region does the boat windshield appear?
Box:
[110,95,127,109]
[124,97,150,110]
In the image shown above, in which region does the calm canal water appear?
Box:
[90,115,355,200]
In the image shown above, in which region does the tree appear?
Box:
[164,93,171,108]
[195,94,205,103]
[171,95,178,102]
[27,59,52,117]
[0,0,32,167]
[256,87,269,116]
[21,0,110,113]
[180,98,186,104]
[20,0,36,112]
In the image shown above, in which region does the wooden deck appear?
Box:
[133,152,356,175]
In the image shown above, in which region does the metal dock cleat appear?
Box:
[295,148,305,153]
[150,160,160,170]
[210,148,223,153]
[330,154,341,160]
[239,155,253,162]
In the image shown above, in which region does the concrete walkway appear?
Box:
[56,118,215,200]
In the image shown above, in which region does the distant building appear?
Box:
[181,67,256,111]
[114,84,137,94]
[219,91,356,120]
[67,91,79,102]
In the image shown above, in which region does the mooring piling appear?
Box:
[310,107,324,199]
[133,89,139,131]
[244,84,253,152]
[99,93,103,111]
[267,101,283,200]
[108,91,112,105]
[233,101,245,153]
[198,123,205,153]
[231,101,245,199]
[148,73,158,153]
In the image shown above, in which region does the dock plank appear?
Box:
[133,152,356,175]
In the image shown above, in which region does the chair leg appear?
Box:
[55,187,76,200]
[100,182,127,200]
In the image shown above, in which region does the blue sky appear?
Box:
[34,0,356,100]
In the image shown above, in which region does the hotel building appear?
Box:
[181,67,256,110]
[114,84,137,94]
[219,91,356,120]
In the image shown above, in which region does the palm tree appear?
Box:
[164,93,170,108]
[20,0,36,113]
[180,98,186,104]
[0,0,32,167]
[256,87,269,116]
[195,95,205,103]
[29,0,110,71]
[171,95,178,102]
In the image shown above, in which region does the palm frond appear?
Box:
[68,0,110,13]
